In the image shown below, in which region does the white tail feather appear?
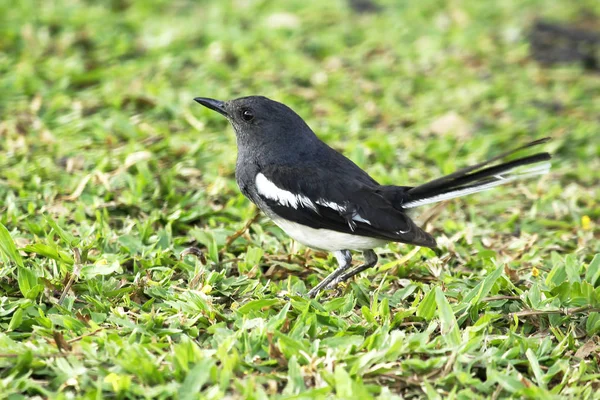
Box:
[402,162,551,209]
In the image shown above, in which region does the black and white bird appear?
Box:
[194,96,551,298]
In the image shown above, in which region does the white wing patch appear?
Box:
[255,173,316,211]
[255,173,372,228]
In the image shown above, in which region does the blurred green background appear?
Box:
[0,0,599,398]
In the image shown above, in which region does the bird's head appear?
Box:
[194,95,317,150]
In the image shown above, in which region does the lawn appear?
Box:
[0,0,599,398]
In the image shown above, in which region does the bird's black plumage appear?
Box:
[193,95,552,297]
[256,164,437,247]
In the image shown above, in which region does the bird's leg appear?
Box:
[326,250,378,289]
[307,250,352,298]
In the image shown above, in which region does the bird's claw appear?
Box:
[306,280,344,298]
[326,279,342,290]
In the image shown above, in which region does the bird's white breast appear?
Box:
[271,217,387,251]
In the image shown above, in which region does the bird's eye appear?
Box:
[241,109,254,122]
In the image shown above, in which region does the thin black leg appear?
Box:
[326,250,378,289]
[307,250,352,298]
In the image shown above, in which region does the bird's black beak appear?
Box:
[194,97,228,117]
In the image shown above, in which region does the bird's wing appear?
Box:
[254,165,436,248]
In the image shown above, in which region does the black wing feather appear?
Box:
[258,165,437,248]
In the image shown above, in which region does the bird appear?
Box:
[194,95,551,298]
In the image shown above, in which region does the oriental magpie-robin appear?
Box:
[194,96,551,298]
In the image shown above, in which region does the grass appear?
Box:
[0,0,599,398]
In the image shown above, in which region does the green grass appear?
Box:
[1,0,599,398]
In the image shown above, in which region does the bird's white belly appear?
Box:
[272,218,387,251]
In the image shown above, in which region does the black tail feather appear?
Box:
[403,138,552,207]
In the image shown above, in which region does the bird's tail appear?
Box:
[401,138,552,209]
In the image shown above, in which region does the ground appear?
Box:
[0,0,599,399]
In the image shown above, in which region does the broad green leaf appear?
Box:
[192,229,219,263]
[283,356,305,395]
[81,260,121,279]
[463,264,503,304]
[586,312,600,335]
[435,287,461,347]
[238,246,264,274]
[361,305,376,324]
[526,348,546,389]
[245,246,264,266]
[49,314,88,332]
[7,308,23,331]
[488,368,525,393]
[585,254,600,287]
[422,381,442,400]
[417,289,436,320]
[178,358,215,400]
[334,366,353,399]
[104,373,131,394]
[23,243,74,265]
[275,333,310,359]
[0,223,24,267]
[527,284,542,308]
[471,313,502,333]
[45,215,79,246]
[237,298,280,314]
[118,235,145,254]
[551,281,599,307]
[17,267,43,300]
[379,297,390,321]
[266,302,291,331]
[546,253,567,288]
[564,254,581,284]
[320,335,364,349]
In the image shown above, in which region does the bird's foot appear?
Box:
[306,287,320,298]
[307,281,345,298]
[308,280,346,298]
[326,278,344,290]
[306,250,353,298]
